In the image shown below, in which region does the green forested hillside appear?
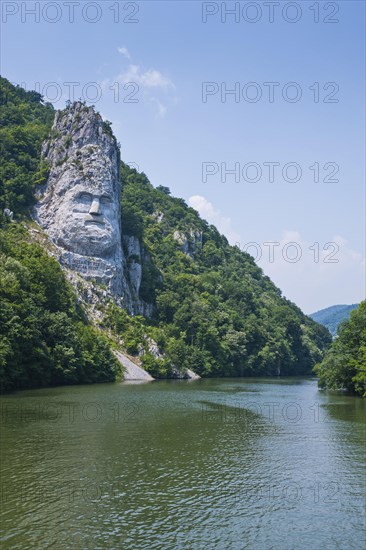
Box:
[310,304,359,337]
[0,77,54,215]
[0,77,332,388]
[314,301,366,396]
[115,162,331,377]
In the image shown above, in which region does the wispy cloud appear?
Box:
[188,195,241,244]
[116,64,174,90]
[103,49,176,117]
[150,97,167,118]
[117,46,131,60]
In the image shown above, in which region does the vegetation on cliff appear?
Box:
[0,77,54,215]
[0,77,333,387]
[314,301,366,396]
[112,162,332,378]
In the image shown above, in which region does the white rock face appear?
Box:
[113,351,154,381]
[34,102,139,311]
[123,235,142,294]
[173,229,203,258]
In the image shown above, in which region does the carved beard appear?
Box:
[55,211,119,257]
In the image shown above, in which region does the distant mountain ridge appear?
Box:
[310,304,359,337]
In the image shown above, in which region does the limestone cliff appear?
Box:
[173,229,203,258]
[34,101,152,316]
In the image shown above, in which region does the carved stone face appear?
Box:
[53,179,120,257]
[38,145,121,258]
[36,102,124,265]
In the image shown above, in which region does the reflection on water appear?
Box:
[0,378,365,549]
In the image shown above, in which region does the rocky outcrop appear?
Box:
[123,235,154,317]
[173,229,203,258]
[34,102,151,316]
[114,351,154,381]
[123,235,142,294]
[170,366,201,380]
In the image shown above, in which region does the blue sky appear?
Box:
[1,0,365,312]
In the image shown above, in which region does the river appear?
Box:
[0,377,365,549]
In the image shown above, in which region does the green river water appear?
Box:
[0,377,365,549]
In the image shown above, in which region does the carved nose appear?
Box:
[89,198,101,215]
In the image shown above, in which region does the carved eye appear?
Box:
[78,192,92,202]
[100,195,112,205]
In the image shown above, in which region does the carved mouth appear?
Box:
[85,215,105,226]
[85,220,105,226]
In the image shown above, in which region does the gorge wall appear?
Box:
[34,102,152,316]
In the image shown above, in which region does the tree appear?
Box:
[314,301,366,396]
[156,185,171,195]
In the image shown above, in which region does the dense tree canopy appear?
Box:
[0,76,54,215]
[314,301,366,396]
[0,223,121,391]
